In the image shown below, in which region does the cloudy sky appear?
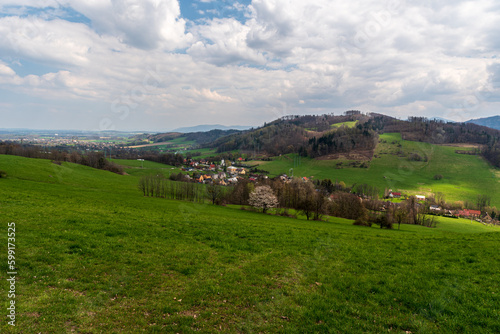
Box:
[0,0,499,131]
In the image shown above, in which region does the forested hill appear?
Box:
[466,115,500,131]
[207,111,378,158]
[202,111,500,168]
[140,129,243,145]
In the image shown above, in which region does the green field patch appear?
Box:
[330,120,358,128]
[183,148,219,159]
[1,155,499,333]
[255,133,500,206]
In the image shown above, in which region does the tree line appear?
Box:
[0,142,123,174]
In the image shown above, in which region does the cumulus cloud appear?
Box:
[0,16,98,67]
[0,0,499,130]
[188,18,266,65]
[69,0,193,50]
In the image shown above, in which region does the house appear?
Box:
[430,205,441,211]
[227,166,238,173]
[389,192,401,198]
[416,195,426,201]
[482,212,494,223]
[458,209,481,218]
[236,168,246,175]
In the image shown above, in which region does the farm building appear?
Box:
[389,192,401,198]
[458,209,481,218]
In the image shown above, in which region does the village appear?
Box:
[179,157,269,186]
[175,157,498,226]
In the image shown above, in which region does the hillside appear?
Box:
[254,133,500,206]
[172,124,251,133]
[207,112,378,157]
[1,155,499,333]
[466,115,500,130]
[199,112,500,169]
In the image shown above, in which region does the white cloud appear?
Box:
[0,61,16,77]
[188,18,266,65]
[0,0,500,130]
[68,0,193,50]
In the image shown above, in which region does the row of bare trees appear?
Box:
[138,174,205,202]
[0,142,124,174]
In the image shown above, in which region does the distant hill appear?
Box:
[466,116,500,130]
[141,129,244,146]
[172,124,252,133]
[200,111,500,168]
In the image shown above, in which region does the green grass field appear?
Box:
[109,158,179,178]
[183,148,219,159]
[330,121,358,128]
[0,155,499,333]
[255,133,500,207]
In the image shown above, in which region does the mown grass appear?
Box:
[256,133,500,206]
[0,155,499,333]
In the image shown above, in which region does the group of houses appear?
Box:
[388,191,496,224]
[180,157,269,186]
[389,191,425,201]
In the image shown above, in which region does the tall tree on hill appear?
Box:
[297,181,316,220]
[477,194,491,212]
[206,183,224,205]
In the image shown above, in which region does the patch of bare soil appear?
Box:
[440,143,486,149]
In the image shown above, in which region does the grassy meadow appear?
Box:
[0,154,499,333]
[330,121,358,128]
[255,133,500,206]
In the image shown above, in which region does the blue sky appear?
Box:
[0,0,499,131]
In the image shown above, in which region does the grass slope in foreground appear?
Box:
[256,133,500,206]
[0,155,499,333]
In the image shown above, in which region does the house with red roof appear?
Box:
[389,192,401,198]
[458,209,481,218]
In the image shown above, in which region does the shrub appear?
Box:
[434,174,443,180]
[353,218,372,227]
[376,216,393,229]
[0,170,6,178]
[409,153,423,161]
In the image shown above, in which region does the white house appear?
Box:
[227,166,238,173]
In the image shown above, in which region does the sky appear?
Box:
[0,0,499,131]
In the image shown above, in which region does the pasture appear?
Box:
[0,155,499,333]
[255,133,500,206]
